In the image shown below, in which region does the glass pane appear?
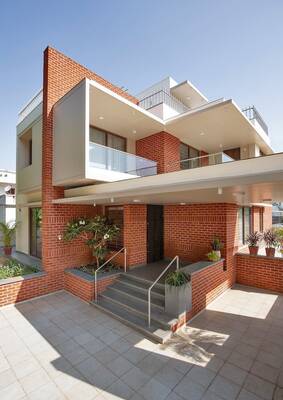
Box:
[107,134,125,151]
[89,127,106,145]
[244,207,251,242]
[30,208,42,259]
[180,143,189,170]
[189,147,199,168]
[238,208,244,245]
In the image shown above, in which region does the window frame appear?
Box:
[89,126,127,152]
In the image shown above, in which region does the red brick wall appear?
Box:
[236,253,283,293]
[164,204,238,259]
[0,274,51,307]
[191,260,229,315]
[123,205,147,266]
[263,206,272,230]
[136,131,180,173]
[41,46,138,293]
[64,270,119,302]
[172,259,229,331]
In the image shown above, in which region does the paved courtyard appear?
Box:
[0,285,282,400]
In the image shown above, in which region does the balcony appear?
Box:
[18,90,43,124]
[242,106,268,136]
[168,152,234,171]
[89,142,157,178]
[139,90,188,115]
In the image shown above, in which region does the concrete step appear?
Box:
[119,273,165,295]
[90,297,172,344]
[100,288,175,330]
[109,281,165,308]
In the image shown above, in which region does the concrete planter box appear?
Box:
[165,282,192,318]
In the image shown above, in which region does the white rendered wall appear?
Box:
[17,118,42,193]
[53,80,87,186]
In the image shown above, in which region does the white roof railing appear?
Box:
[18,89,43,123]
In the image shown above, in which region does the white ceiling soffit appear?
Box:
[165,100,272,154]
[171,80,208,108]
[89,80,164,139]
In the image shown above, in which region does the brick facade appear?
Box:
[123,204,147,266]
[41,46,138,293]
[136,131,180,173]
[64,270,119,302]
[236,253,283,293]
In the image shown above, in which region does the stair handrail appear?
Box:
[148,256,179,327]
[94,247,127,302]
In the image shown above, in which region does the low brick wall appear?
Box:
[64,269,119,302]
[172,259,230,331]
[236,253,283,293]
[0,272,51,307]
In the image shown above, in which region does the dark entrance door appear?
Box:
[147,205,164,263]
[30,208,42,259]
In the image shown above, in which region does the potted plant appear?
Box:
[263,229,279,257]
[211,237,223,259]
[207,250,221,262]
[165,270,191,317]
[246,231,262,255]
[0,222,18,256]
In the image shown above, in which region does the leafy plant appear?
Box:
[63,216,120,268]
[211,237,223,251]
[165,271,190,287]
[207,250,221,262]
[246,231,262,247]
[0,259,37,279]
[263,229,279,248]
[0,221,18,247]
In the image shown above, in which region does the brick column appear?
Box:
[41,47,138,288]
[136,131,180,173]
[123,205,147,266]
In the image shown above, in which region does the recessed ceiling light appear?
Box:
[219,144,223,148]
[98,116,104,120]
[200,132,205,136]
[186,96,191,100]
[180,202,186,205]
[218,187,223,195]
[93,203,96,207]
[133,199,141,203]
[132,130,137,134]
[110,197,114,203]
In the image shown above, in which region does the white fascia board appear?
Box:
[171,80,208,102]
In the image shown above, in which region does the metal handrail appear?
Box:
[94,247,127,302]
[167,151,234,169]
[148,255,179,327]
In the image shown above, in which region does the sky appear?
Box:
[1,0,283,171]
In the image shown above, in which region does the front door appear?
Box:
[30,208,42,259]
[147,205,164,263]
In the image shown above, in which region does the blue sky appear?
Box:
[1,0,283,171]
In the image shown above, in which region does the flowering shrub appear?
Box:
[63,216,120,268]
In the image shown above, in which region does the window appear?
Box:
[89,127,126,151]
[19,129,33,168]
[238,207,251,245]
[105,206,124,250]
[180,143,199,169]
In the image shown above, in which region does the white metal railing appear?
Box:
[89,142,157,177]
[94,247,127,302]
[168,151,234,170]
[139,90,188,114]
[148,255,179,327]
[18,89,43,123]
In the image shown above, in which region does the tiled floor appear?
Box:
[0,285,282,399]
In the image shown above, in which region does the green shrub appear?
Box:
[165,271,190,287]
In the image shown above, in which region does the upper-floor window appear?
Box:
[180,143,199,169]
[19,129,33,168]
[89,127,126,152]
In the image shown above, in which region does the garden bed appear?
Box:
[0,256,39,280]
[76,263,122,277]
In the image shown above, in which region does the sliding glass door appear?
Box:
[30,208,42,259]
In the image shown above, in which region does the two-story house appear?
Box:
[15,47,283,338]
